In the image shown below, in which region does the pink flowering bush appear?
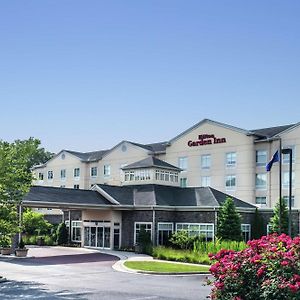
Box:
[209,234,300,300]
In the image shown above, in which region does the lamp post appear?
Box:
[282,148,292,236]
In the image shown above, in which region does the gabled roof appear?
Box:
[65,150,109,162]
[97,184,256,209]
[122,157,181,171]
[23,186,114,207]
[251,124,296,140]
[23,184,256,210]
[169,119,249,143]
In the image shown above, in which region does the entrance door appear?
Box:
[90,227,96,247]
[104,227,110,248]
[97,227,104,248]
[84,225,111,249]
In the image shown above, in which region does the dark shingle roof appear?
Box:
[23,186,113,207]
[129,141,168,153]
[251,124,295,139]
[98,184,256,209]
[24,184,256,209]
[66,150,109,162]
[122,157,181,171]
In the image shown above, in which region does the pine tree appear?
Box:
[217,197,242,241]
[56,223,69,245]
[251,208,264,239]
[269,199,288,235]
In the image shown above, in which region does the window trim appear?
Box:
[91,166,98,178]
[47,170,53,180]
[225,152,236,168]
[255,173,267,190]
[201,154,211,169]
[175,223,214,241]
[74,168,80,178]
[134,222,152,245]
[225,174,236,191]
[178,157,188,171]
[256,150,267,167]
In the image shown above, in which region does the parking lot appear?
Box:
[0,246,211,300]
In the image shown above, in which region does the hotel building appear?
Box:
[24,119,300,250]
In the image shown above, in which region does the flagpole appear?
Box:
[279,137,282,234]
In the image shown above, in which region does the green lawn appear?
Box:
[124,261,210,273]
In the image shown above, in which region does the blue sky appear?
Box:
[1,1,299,152]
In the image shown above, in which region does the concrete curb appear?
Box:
[111,256,212,277]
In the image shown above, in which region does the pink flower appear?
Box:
[257,266,266,277]
[288,284,298,293]
[280,260,289,266]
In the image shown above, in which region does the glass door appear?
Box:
[97,227,104,248]
[104,227,110,248]
[90,227,96,247]
[84,227,90,246]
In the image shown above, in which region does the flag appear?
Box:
[266,150,280,172]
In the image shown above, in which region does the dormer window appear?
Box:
[122,157,181,186]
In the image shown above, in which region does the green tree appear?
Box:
[251,208,265,239]
[269,199,288,235]
[217,197,242,241]
[23,209,52,235]
[0,138,42,245]
[56,223,68,245]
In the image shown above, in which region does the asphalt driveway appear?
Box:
[0,246,212,300]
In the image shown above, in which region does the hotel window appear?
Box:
[74,168,80,178]
[104,165,111,176]
[226,152,236,167]
[256,150,267,166]
[155,170,160,180]
[282,145,295,164]
[48,170,53,180]
[201,176,211,187]
[134,222,152,244]
[176,223,214,242]
[71,221,82,242]
[74,184,79,189]
[60,169,66,180]
[255,173,267,189]
[283,196,295,208]
[38,172,44,180]
[174,173,179,182]
[225,175,236,190]
[201,154,211,169]
[255,197,267,205]
[180,177,187,187]
[282,171,295,189]
[178,157,188,171]
[241,224,251,242]
[157,223,173,246]
[91,167,98,177]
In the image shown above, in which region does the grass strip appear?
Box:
[124,261,210,273]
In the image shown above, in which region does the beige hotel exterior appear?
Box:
[32,119,300,209]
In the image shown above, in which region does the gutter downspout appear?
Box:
[152,206,156,246]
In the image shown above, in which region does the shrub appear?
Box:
[44,236,55,246]
[217,197,242,241]
[209,234,300,300]
[169,230,200,250]
[18,238,25,249]
[136,228,152,255]
[152,246,211,265]
[193,238,247,255]
[28,235,37,245]
[56,223,68,245]
[23,209,52,235]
